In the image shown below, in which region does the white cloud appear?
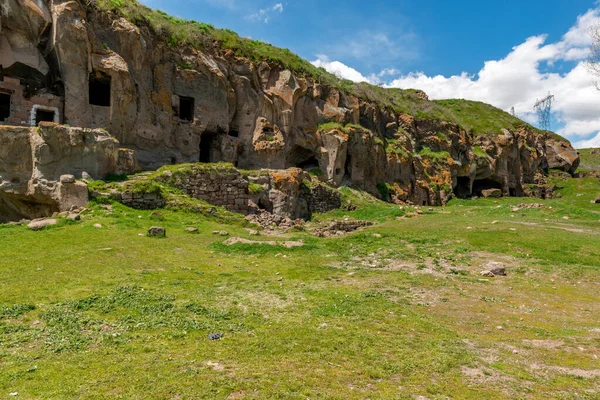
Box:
[311,8,600,149]
[574,132,600,148]
[312,55,372,83]
[246,3,284,23]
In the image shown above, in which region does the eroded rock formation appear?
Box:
[0,123,134,221]
[0,0,581,220]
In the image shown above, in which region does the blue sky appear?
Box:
[140,0,600,148]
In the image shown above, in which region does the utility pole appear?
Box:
[533,93,555,131]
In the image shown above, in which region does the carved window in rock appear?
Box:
[35,109,55,125]
[0,92,10,121]
[89,71,111,107]
[178,96,195,121]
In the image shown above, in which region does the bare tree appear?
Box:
[587,24,600,89]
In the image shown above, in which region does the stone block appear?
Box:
[147,226,166,237]
[481,188,502,198]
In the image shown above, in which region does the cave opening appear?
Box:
[472,179,502,196]
[297,156,319,170]
[179,96,194,121]
[199,133,215,163]
[0,93,10,121]
[345,154,353,179]
[287,146,316,169]
[453,176,471,199]
[228,130,239,138]
[35,109,55,125]
[89,71,111,107]
[257,198,273,213]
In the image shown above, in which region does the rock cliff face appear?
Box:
[0,0,580,214]
[0,123,133,222]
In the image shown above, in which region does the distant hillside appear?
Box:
[578,148,600,171]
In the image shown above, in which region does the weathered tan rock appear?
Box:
[0,1,581,214]
[546,137,580,174]
[27,218,57,231]
[482,188,503,198]
[0,124,133,222]
[147,226,166,237]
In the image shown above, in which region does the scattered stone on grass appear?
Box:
[311,220,375,238]
[93,224,103,228]
[223,237,304,248]
[487,262,507,276]
[147,226,166,238]
[208,333,223,341]
[185,227,199,233]
[482,188,502,198]
[245,210,305,232]
[67,213,81,221]
[27,219,57,231]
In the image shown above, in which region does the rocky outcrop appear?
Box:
[0,0,581,214]
[0,123,135,222]
[152,164,341,219]
[545,137,580,174]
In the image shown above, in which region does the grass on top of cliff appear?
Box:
[91,0,564,139]
[1,172,600,398]
[92,0,340,83]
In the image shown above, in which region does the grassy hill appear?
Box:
[578,148,600,171]
[90,0,562,139]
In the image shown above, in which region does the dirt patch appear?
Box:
[227,391,246,399]
[508,220,600,235]
[206,361,225,371]
[530,364,600,379]
[460,364,520,390]
[522,339,564,349]
[223,237,304,248]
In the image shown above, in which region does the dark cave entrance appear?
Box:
[454,177,471,199]
[0,93,10,121]
[199,133,215,163]
[228,130,239,138]
[472,179,502,197]
[345,154,353,179]
[178,96,194,121]
[288,146,317,170]
[257,198,273,213]
[297,156,319,170]
[89,71,111,107]
[35,109,55,125]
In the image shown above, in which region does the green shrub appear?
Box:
[127,180,162,195]
[472,146,488,159]
[248,182,264,195]
[309,168,324,177]
[418,147,451,161]
[376,183,391,202]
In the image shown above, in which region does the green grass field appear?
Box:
[1,171,599,399]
